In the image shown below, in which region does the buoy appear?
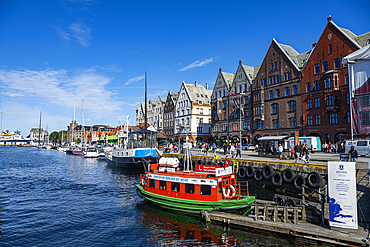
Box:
[275,196,285,206]
[222,184,236,199]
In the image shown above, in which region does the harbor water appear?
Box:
[1,147,320,246]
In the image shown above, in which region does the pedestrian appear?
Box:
[278,143,284,160]
[236,143,241,158]
[169,143,173,153]
[255,143,258,152]
[294,144,300,163]
[230,143,236,159]
[302,144,310,163]
[348,145,358,162]
[223,143,227,155]
[212,143,217,156]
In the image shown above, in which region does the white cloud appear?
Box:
[178,57,215,71]
[124,75,145,86]
[57,22,92,46]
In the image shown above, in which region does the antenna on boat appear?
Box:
[144,71,147,130]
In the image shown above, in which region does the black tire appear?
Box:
[262,165,274,180]
[275,196,285,206]
[246,166,255,178]
[285,198,296,207]
[306,172,322,188]
[254,168,263,181]
[282,168,295,183]
[271,172,283,186]
[293,175,306,190]
[237,167,246,179]
[207,161,212,166]
[197,159,202,165]
[218,162,223,167]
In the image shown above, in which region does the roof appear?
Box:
[221,72,235,88]
[257,135,289,141]
[184,83,212,105]
[274,39,311,70]
[241,64,260,82]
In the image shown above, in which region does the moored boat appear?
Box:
[84,147,98,158]
[72,148,84,156]
[136,157,255,214]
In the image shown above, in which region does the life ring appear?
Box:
[141,174,146,186]
[222,184,236,199]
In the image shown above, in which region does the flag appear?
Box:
[231,92,237,96]
[224,151,229,168]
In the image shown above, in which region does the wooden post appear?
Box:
[284,206,287,223]
[254,205,258,221]
[273,207,277,222]
[263,206,267,221]
[294,208,298,224]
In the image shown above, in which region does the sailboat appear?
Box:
[57,116,66,152]
[105,72,160,170]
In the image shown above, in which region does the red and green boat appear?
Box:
[136,157,255,214]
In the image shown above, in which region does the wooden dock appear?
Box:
[205,211,368,246]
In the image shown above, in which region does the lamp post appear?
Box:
[239,92,245,147]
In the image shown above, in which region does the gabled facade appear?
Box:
[228,60,260,144]
[301,17,370,143]
[163,91,178,140]
[175,81,212,143]
[135,102,146,126]
[251,38,310,142]
[152,96,166,132]
[211,68,235,144]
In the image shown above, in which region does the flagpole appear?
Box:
[349,62,354,142]
[240,92,245,148]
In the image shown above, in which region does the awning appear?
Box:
[257,135,289,142]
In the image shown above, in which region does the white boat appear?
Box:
[84,147,99,158]
[97,149,106,159]
[57,146,66,152]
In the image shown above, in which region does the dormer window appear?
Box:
[196,93,200,97]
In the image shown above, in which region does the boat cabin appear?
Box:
[141,158,248,202]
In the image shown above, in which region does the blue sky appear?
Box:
[0,0,369,136]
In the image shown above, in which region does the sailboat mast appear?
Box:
[39,111,42,146]
[144,71,147,130]
[82,100,84,145]
[72,101,75,145]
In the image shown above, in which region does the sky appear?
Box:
[0,0,369,136]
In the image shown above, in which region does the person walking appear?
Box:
[302,144,310,163]
[278,143,284,160]
[236,143,241,158]
[294,144,300,163]
[230,143,236,159]
[348,145,358,162]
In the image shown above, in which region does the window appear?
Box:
[325,78,330,88]
[159,180,167,190]
[223,90,225,97]
[315,64,320,74]
[314,98,320,108]
[288,101,296,111]
[307,116,313,125]
[200,185,211,195]
[289,117,296,127]
[245,96,249,104]
[200,108,203,114]
[200,118,203,124]
[223,101,226,109]
[346,93,349,104]
[219,102,221,109]
[276,89,280,98]
[272,103,279,114]
[361,112,369,126]
[276,75,279,83]
[329,113,337,124]
[244,83,248,91]
[306,82,311,92]
[239,85,242,93]
[285,87,290,96]
[171,182,180,192]
[275,62,277,69]
[363,95,370,106]
[323,61,328,72]
[287,72,290,80]
[273,119,279,128]
[293,85,298,95]
[329,44,332,54]
[273,76,276,84]
[254,106,261,115]
[326,95,334,106]
[269,91,273,99]
[149,179,155,188]
[258,121,264,129]
[347,112,350,123]
[185,184,194,194]
[234,86,237,94]
[314,81,320,91]
[219,91,221,97]
[334,58,340,69]
[271,63,273,70]
[345,74,349,85]
[307,99,312,109]
[315,115,321,125]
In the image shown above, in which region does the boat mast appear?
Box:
[72,100,75,145]
[144,71,147,130]
[38,111,42,146]
[82,99,84,146]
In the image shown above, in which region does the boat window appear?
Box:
[218,182,222,193]
[185,184,194,194]
[223,179,229,185]
[171,182,180,192]
[200,185,211,195]
[159,180,167,190]
[149,179,155,188]
[231,178,235,185]
[357,141,368,146]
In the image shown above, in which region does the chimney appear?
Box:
[219,68,222,73]
[327,15,332,22]
[194,81,197,87]
[206,83,208,90]
[239,60,242,65]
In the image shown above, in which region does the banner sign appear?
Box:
[328,161,358,229]
[294,132,299,146]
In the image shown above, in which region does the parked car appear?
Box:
[242,144,255,151]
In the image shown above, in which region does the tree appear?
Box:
[77,138,81,144]
[59,130,67,143]
[49,131,60,143]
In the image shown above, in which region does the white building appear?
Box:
[175,81,212,144]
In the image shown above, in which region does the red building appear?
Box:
[301,17,370,143]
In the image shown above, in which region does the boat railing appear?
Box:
[232,181,249,200]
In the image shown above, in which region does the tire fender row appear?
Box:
[237,165,322,189]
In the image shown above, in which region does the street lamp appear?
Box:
[239,92,245,147]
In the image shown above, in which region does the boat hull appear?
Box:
[106,148,159,170]
[136,185,255,214]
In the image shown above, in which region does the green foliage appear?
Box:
[49,131,60,143]
[77,138,81,144]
